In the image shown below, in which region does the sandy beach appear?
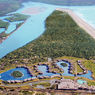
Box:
[22,7,47,15]
[56,8,95,39]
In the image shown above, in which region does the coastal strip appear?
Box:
[0,20,27,44]
[56,8,95,39]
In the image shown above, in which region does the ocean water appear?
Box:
[69,6,95,28]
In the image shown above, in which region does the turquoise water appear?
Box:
[0,16,24,34]
[56,61,93,80]
[0,2,56,58]
[77,79,87,85]
[56,61,74,77]
[0,67,32,81]
[70,6,95,27]
[5,21,24,34]
[0,28,5,33]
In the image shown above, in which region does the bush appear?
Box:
[11,71,23,78]
[61,63,67,67]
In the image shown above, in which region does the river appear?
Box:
[0,2,95,59]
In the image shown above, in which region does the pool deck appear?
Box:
[56,8,95,39]
[57,79,95,91]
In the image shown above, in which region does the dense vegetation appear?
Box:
[5,13,30,22]
[0,20,9,29]
[11,71,23,78]
[1,10,95,66]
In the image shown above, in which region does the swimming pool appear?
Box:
[77,79,87,85]
[56,61,93,80]
[0,67,32,81]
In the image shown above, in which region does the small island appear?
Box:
[5,13,30,22]
[11,71,23,78]
[61,63,68,67]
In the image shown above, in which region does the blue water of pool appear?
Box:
[56,61,93,80]
[77,79,87,84]
[0,67,32,81]
[56,61,74,77]
[37,65,60,77]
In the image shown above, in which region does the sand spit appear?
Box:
[56,8,95,39]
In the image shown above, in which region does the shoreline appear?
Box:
[0,20,27,44]
[56,8,95,39]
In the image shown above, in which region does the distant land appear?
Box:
[1,0,95,16]
[28,0,95,6]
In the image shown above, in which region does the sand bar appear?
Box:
[56,8,95,39]
[22,7,47,15]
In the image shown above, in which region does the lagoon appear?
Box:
[0,67,32,81]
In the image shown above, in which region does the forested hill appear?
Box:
[1,10,95,67]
